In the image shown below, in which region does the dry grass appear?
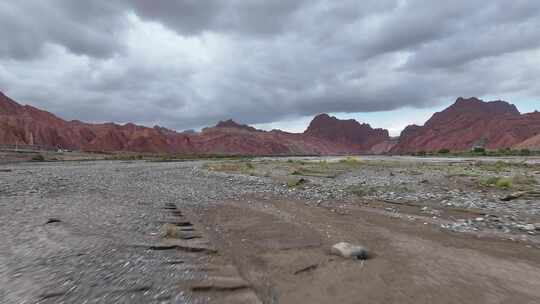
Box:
[204,161,257,175]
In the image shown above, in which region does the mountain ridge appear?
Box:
[2,92,540,154]
[0,91,390,155]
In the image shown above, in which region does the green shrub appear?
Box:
[480,176,512,189]
[473,147,486,153]
[287,177,306,188]
[519,149,531,156]
[31,154,45,162]
[495,178,513,189]
[497,148,511,155]
[438,148,450,154]
[339,156,362,166]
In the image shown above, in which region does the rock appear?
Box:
[522,224,536,232]
[190,276,250,292]
[304,113,390,150]
[45,218,62,224]
[331,242,369,260]
[161,223,201,239]
[501,192,526,201]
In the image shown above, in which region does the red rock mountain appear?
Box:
[0,92,389,155]
[4,92,539,155]
[392,97,540,153]
[305,114,390,150]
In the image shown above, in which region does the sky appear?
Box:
[1,1,539,136]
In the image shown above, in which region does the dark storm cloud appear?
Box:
[0,0,539,131]
[0,1,127,59]
[128,0,311,36]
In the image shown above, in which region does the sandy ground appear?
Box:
[195,196,540,303]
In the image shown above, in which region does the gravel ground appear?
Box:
[207,156,540,239]
[0,160,281,303]
[1,157,539,303]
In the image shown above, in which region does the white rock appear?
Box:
[523,224,536,231]
[331,242,369,260]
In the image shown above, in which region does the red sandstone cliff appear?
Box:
[0,92,388,155]
[391,97,540,153]
[304,114,390,150]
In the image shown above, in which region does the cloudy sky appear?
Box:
[1,1,539,135]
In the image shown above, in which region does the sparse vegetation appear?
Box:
[479,176,513,189]
[287,177,306,188]
[472,147,486,154]
[405,148,540,157]
[347,184,413,197]
[438,148,450,154]
[519,149,531,156]
[511,174,538,188]
[339,156,363,165]
[31,154,45,162]
[204,161,257,174]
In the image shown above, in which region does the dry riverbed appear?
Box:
[1,156,539,303]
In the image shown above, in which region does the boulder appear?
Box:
[331,242,369,260]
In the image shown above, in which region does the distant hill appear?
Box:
[0,91,391,155]
[3,91,539,155]
[391,97,540,153]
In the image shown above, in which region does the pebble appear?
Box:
[522,224,536,232]
[330,242,369,260]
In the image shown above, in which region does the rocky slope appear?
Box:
[304,114,390,151]
[0,92,195,153]
[392,97,540,153]
[0,92,387,155]
[514,132,540,150]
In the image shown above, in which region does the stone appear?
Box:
[160,223,201,239]
[522,224,536,232]
[45,218,62,224]
[331,242,369,260]
[501,192,526,201]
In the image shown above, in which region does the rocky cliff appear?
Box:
[391,97,540,153]
[0,92,389,155]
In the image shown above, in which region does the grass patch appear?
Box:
[338,156,363,166]
[286,177,307,188]
[478,173,537,190]
[479,176,513,189]
[289,157,363,178]
[290,167,337,178]
[204,161,257,174]
[511,174,538,188]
